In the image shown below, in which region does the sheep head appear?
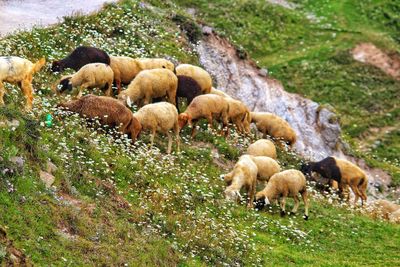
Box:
[254,192,270,210]
[224,188,242,203]
[300,163,313,177]
[223,172,234,186]
[51,61,63,72]
[178,113,191,129]
[57,76,73,93]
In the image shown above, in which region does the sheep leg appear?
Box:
[206,115,213,131]
[279,197,287,216]
[167,88,176,106]
[150,128,156,148]
[166,131,172,154]
[191,121,198,138]
[359,185,367,207]
[174,122,180,153]
[247,181,256,208]
[301,190,309,220]
[116,79,122,95]
[21,79,34,111]
[105,81,113,97]
[292,195,300,214]
[0,82,5,105]
[349,184,362,207]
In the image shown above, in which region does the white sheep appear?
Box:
[57,63,114,98]
[110,56,174,94]
[133,102,180,154]
[0,56,46,110]
[371,199,400,220]
[178,94,230,137]
[226,98,251,134]
[210,87,232,98]
[246,139,277,159]
[224,155,258,208]
[255,169,309,220]
[176,64,212,94]
[118,69,178,108]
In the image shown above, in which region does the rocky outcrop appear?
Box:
[196,31,394,196]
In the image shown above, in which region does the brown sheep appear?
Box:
[178,94,230,138]
[251,112,297,146]
[226,98,251,134]
[57,95,141,142]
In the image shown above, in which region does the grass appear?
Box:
[0,0,399,265]
[165,0,400,186]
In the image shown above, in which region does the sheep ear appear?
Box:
[127,96,132,107]
[264,197,270,205]
[235,191,242,200]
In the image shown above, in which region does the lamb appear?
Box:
[57,95,141,142]
[301,156,368,206]
[133,102,180,154]
[175,75,202,111]
[224,155,258,208]
[110,56,175,94]
[176,64,212,94]
[255,169,309,220]
[0,56,46,110]
[371,199,400,220]
[251,112,297,146]
[57,63,114,98]
[118,69,178,108]
[178,94,230,137]
[226,98,251,134]
[225,156,280,187]
[246,139,277,159]
[51,46,110,72]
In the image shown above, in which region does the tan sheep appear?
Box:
[110,56,174,94]
[178,94,230,137]
[246,139,277,159]
[176,64,212,94]
[224,155,258,208]
[118,69,178,108]
[0,56,46,110]
[371,199,400,220]
[255,169,309,220]
[133,102,180,154]
[57,95,142,142]
[251,112,297,146]
[57,63,114,98]
[225,155,280,187]
[226,98,251,134]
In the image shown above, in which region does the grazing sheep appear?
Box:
[57,95,141,142]
[255,169,309,220]
[225,156,280,187]
[176,64,212,94]
[176,75,202,112]
[251,112,297,146]
[371,199,400,220]
[133,102,180,154]
[301,156,368,206]
[51,46,110,72]
[57,63,114,98]
[0,56,46,110]
[226,98,251,134]
[210,87,232,98]
[389,209,400,223]
[110,56,175,94]
[224,155,258,208]
[246,139,277,159]
[118,69,178,108]
[178,94,230,137]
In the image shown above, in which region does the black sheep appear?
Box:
[51,46,110,72]
[175,75,202,112]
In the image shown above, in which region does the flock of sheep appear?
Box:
[0,46,399,222]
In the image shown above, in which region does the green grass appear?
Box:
[164,0,400,185]
[0,0,400,265]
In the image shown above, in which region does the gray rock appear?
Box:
[40,171,55,189]
[10,156,24,168]
[46,161,58,174]
[202,26,213,35]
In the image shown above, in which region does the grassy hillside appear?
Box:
[0,0,399,265]
[164,0,400,185]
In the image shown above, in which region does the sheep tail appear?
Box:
[32,58,46,74]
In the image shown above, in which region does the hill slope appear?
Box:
[0,0,399,265]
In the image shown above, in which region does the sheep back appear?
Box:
[333,157,367,185]
[246,139,277,159]
[109,56,142,84]
[134,102,178,133]
[250,156,281,182]
[176,64,212,94]
[184,94,229,120]
[267,170,307,198]
[176,75,202,105]
[138,58,175,72]
[51,46,110,72]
